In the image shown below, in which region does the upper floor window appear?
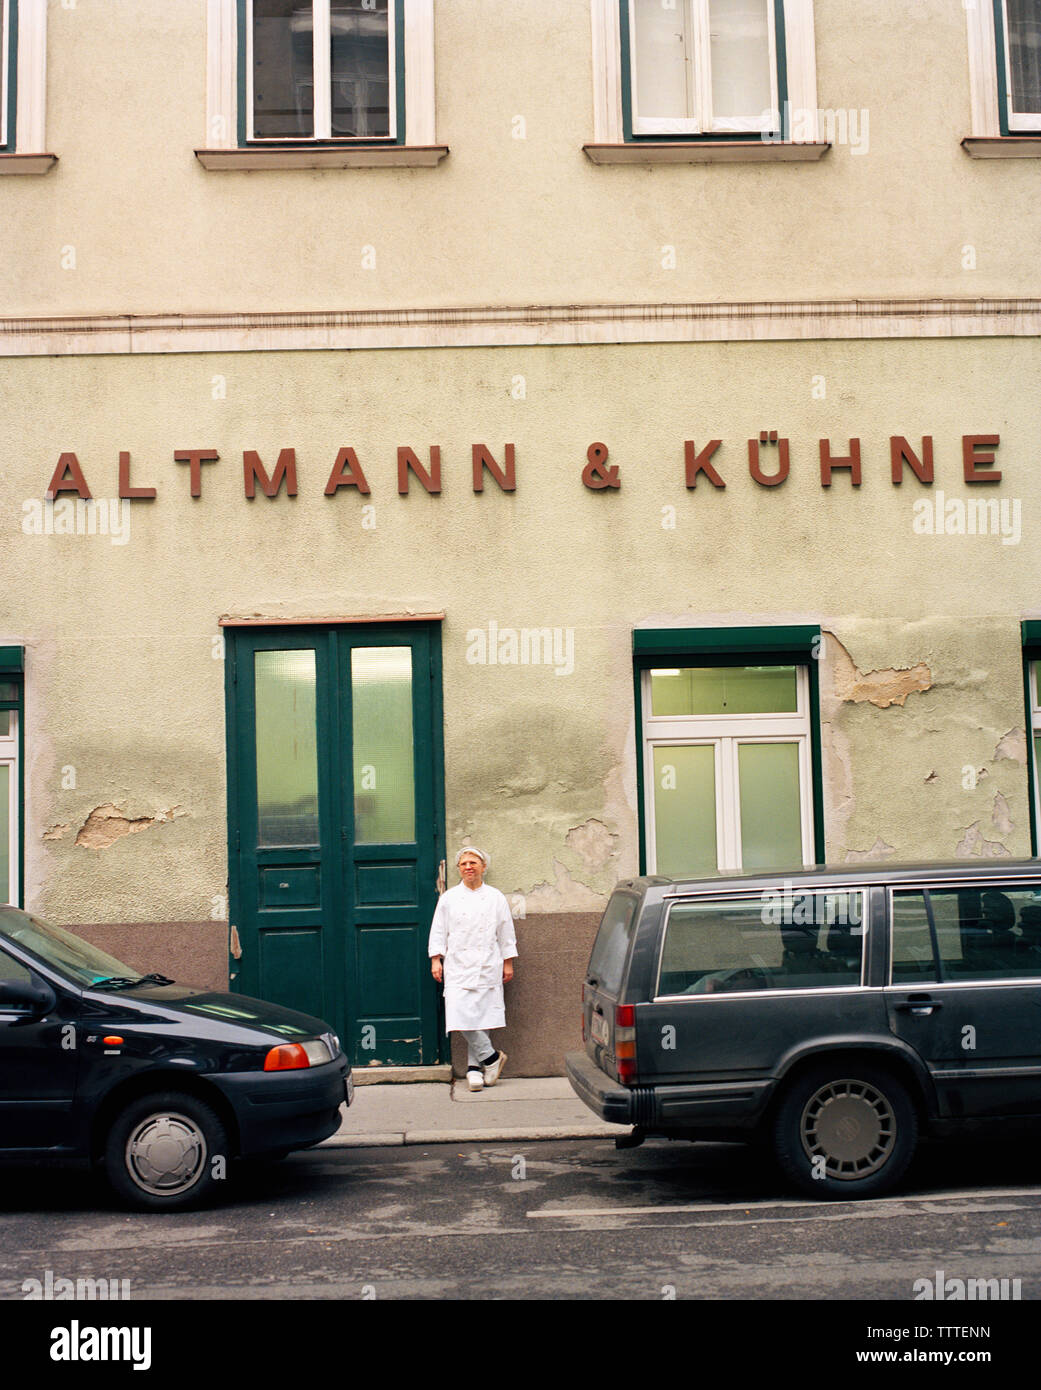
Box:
[247,0,401,143]
[626,0,781,137]
[997,0,1041,132]
[0,0,52,170]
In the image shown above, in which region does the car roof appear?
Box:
[612,859,1041,898]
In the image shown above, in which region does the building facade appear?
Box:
[1,0,1040,1075]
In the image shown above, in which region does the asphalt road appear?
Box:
[0,1133,1037,1304]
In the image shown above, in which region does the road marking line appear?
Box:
[526,1185,1041,1219]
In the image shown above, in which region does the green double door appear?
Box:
[225,623,445,1066]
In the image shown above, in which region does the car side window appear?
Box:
[588,892,639,996]
[892,884,1041,983]
[0,946,35,1009]
[658,891,865,996]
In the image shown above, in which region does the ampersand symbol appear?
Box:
[582,442,620,490]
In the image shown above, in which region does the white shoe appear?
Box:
[482,1050,507,1086]
[467,1068,484,1091]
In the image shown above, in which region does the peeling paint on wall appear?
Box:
[994,728,1027,764]
[830,636,932,709]
[75,803,186,850]
[844,837,896,862]
[522,860,607,913]
[42,824,70,841]
[990,792,1013,835]
[954,822,1012,858]
[564,819,618,872]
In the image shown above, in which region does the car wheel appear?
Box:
[104,1092,229,1211]
[773,1064,918,1200]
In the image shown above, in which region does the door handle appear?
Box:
[896,997,942,1016]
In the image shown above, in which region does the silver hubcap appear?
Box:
[125,1112,207,1196]
[800,1079,896,1180]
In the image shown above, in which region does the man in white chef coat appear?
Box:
[429,846,518,1091]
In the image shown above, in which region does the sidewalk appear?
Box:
[324,1076,626,1148]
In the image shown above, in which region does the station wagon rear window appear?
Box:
[589,891,640,996]
[892,883,1041,983]
[657,890,865,996]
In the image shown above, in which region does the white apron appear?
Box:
[428,882,517,1032]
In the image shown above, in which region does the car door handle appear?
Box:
[896,997,943,1016]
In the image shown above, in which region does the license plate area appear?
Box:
[590,1011,609,1048]
[344,1072,355,1106]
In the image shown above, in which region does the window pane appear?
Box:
[659,892,864,996]
[738,742,803,870]
[652,744,717,875]
[651,665,798,716]
[709,0,773,123]
[1007,0,1041,115]
[0,712,9,737]
[0,682,17,701]
[331,0,391,137]
[254,650,320,846]
[893,886,1041,983]
[253,0,315,137]
[0,764,9,903]
[588,892,640,996]
[352,647,414,844]
[633,0,692,119]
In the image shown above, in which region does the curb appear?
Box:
[322,1125,625,1148]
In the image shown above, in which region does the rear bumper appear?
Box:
[212,1056,351,1156]
[565,1050,634,1125]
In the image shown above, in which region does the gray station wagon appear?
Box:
[566,861,1041,1198]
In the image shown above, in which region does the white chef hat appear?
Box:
[456,845,489,868]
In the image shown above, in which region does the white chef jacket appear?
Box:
[428,882,518,1032]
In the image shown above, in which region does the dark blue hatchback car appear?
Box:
[0,906,352,1209]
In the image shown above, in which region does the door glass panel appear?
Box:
[0,711,9,736]
[352,646,415,844]
[652,744,717,875]
[738,741,803,869]
[650,665,797,716]
[0,764,9,903]
[709,0,772,123]
[893,886,1041,983]
[659,891,864,995]
[331,0,391,137]
[253,0,315,137]
[254,649,320,846]
[633,0,692,119]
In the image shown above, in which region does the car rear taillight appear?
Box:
[615,1004,636,1082]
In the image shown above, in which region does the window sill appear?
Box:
[194,145,449,171]
[583,141,830,165]
[962,136,1041,159]
[0,153,58,175]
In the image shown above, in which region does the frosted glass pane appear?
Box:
[352,647,415,844]
[0,711,9,737]
[651,666,797,716]
[709,0,772,122]
[1007,1,1041,113]
[738,742,803,870]
[253,0,314,137]
[633,0,692,119]
[652,745,717,875]
[255,650,319,846]
[0,763,11,904]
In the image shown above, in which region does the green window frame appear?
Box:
[1,0,15,152]
[633,626,824,875]
[0,646,24,908]
[1021,621,1041,853]
[994,0,1041,135]
[619,0,789,142]
[238,0,407,147]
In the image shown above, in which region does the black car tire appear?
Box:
[772,1063,918,1200]
[104,1092,230,1211]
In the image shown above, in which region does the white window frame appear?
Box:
[0,0,48,158]
[628,0,779,136]
[0,709,18,906]
[1031,661,1041,843]
[999,0,1041,131]
[206,0,435,150]
[590,0,819,144]
[965,0,1041,137]
[642,665,814,874]
[246,0,397,143]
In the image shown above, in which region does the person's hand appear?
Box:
[431,957,443,983]
[503,960,514,983]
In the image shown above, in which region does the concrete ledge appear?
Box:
[352,1065,452,1085]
